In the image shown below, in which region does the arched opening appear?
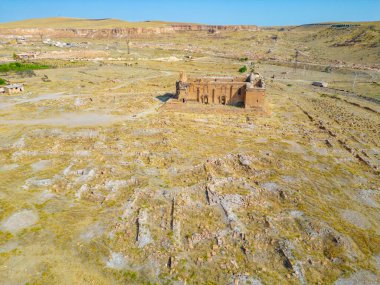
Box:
[204,95,208,104]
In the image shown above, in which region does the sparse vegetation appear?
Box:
[18,70,37,78]
[323,65,333,73]
[0,62,50,73]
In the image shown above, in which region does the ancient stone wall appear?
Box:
[245,88,265,108]
[179,79,247,106]
[176,74,265,108]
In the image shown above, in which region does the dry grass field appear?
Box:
[0,18,379,285]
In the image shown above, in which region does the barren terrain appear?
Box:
[0,18,379,285]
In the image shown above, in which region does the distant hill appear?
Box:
[0,17,179,29]
[295,21,380,49]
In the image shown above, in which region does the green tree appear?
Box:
[239,65,247,73]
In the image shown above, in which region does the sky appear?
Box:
[0,0,379,26]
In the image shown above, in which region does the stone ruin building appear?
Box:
[0,84,24,95]
[175,72,265,108]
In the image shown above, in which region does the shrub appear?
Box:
[323,66,332,73]
[0,62,50,73]
[17,70,36,78]
[250,62,256,73]
[239,65,247,73]
[0,78,6,85]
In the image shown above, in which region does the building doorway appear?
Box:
[203,95,208,104]
[221,95,226,105]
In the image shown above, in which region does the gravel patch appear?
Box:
[137,209,153,248]
[282,175,297,183]
[261,182,280,193]
[341,210,372,230]
[357,190,379,208]
[374,255,380,271]
[106,252,128,270]
[0,210,39,233]
[31,160,51,172]
[33,190,57,205]
[228,275,262,285]
[0,164,19,171]
[334,270,379,285]
[0,241,18,253]
[133,128,161,136]
[80,223,105,241]
[284,140,306,154]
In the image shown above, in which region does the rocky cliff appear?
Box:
[0,24,259,39]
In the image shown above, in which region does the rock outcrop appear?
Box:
[0,24,259,39]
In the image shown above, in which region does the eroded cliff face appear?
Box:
[0,24,259,38]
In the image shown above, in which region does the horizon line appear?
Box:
[0,16,379,27]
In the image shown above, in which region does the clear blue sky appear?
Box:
[0,0,379,26]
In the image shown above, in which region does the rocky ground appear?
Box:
[0,24,380,284]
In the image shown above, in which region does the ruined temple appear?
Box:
[175,72,265,108]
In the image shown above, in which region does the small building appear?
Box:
[175,72,265,108]
[15,52,37,60]
[16,36,27,44]
[3,84,24,94]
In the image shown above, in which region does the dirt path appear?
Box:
[0,92,71,110]
[0,97,164,126]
